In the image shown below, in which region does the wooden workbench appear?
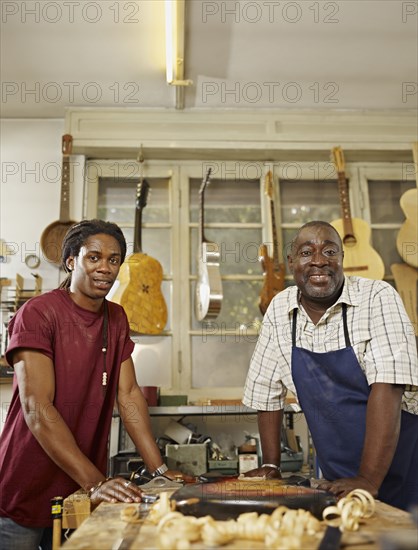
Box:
[61,499,417,549]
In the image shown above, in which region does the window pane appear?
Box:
[372,229,406,277]
[189,178,261,223]
[280,180,340,224]
[131,337,172,387]
[368,180,415,224]
[190,228,263,276]
[191,335,255,388]
[191,280,263,330]
[98,177,170,223]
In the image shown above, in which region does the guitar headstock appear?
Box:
[332,146,345,173]
[136,179,150,210]
[264,170,274,200]
[199,168,212,195]
[62,134,73,156]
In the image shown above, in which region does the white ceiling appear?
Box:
[1,0,417,118]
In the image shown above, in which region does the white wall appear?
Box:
[0,118,86,432]
[0,119,87,289]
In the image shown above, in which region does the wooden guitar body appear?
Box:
[40,134,77,265]
[195,242,223,321]
[396,188,418,268]
[111,179,167,334]
[258,243,285,315]
[112,252,167,334]
[391,263,418,336]
[331,217,385,280]
[331,146,384,281]
[258,171,285,315]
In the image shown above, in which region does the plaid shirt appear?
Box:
[243,276,418,415]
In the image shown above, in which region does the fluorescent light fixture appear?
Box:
[165,0,175,84]
[165,0,192,87]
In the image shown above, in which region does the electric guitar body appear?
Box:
[111,180,167,334]
[259,171,285,315]
[331,146,385,280]
[194,168,223,322]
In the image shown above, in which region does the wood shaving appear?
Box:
[120,504,143,524]
[322,489,376,532]
[150,501,322,549]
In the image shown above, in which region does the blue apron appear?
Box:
[291,304,418,510]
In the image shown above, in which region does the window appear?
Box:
[85,160,416,399]
[84,161,268,400]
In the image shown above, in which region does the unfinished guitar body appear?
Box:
[258,171,285,315]
[331,217,385,280]
[396,189,418,268]
[112,253,167,334]
[258,243,285,315]
[391,263,418,335]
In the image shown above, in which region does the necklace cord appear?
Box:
[102,301,108,391]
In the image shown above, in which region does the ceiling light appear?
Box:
[165,0,192,87]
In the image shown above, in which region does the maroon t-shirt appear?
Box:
[0,289,134,527]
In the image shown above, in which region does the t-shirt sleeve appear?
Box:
[116,306,135,363]
[6,299,54,366]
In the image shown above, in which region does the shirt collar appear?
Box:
[287,276,359,314]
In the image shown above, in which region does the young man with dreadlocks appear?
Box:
[0,220,170,550]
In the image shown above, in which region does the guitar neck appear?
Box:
[269,198,281,271]
[199,188,206,244]
[134,206,143,253]
[337,171,355,238]
[59,155,71,221]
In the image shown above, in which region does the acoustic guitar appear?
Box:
[331,146,385,280]
[40,134,77,265]
[194,168,223,322]
[392,142,418,336]
[391,263,418,336]
[258,171,285,315]
[396,142,417,268]
[111,180,167,334]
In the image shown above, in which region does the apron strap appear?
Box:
[292,302,351,348]
[292,308,298,347]
[342,303,351,347]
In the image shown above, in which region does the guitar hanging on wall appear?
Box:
[330,146,385,280]
[194,168,223,322]
[258,171,285,315]
[396,142,418,268]
[111,179,167,334]
[40,134,77,265]
[391,142,418,336]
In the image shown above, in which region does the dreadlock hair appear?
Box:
[58,219,127,290]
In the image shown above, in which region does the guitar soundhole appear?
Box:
[343,234,357,247]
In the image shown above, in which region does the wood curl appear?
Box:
[322,488,376,532]
[153,503,323,549]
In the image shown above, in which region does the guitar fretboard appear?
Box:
[337,171,356,242]
[59,134,72,221]
[134,195,143,254]
[269,197,281,272]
